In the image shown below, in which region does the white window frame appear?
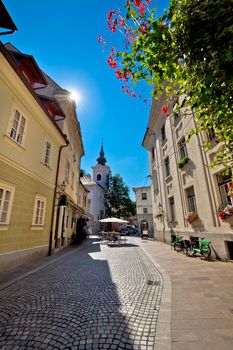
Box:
[0,182,15,225]
[8,107,27,146]
[42,140,52,167]
[32,195,46,226]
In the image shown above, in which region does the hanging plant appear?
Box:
[177,156,190,169]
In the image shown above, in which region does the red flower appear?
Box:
[133,0,146,14]
[107,48,117,68]
[138,3,146,14]
[162,104,168,116]
[134,0,141,6]
[139,21,149,33]
[129,35,135,42]
[107,56,117,68]
[107,10,118,32]
[115,69,129,82]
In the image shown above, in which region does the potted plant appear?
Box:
[177,156,190,169]
[185,212,198,223]
[155,210,165,219]
[217,204,233,222]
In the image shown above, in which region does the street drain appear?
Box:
[147,280,161,286]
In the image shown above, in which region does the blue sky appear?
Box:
[3,0,170,199]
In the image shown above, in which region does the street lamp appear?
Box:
[158,202,163,211]
[60,180,66,193]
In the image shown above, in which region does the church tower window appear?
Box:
[97,174,101,181]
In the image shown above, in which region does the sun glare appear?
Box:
[69,90,81,103]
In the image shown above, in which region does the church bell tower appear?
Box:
[92,143,110,188]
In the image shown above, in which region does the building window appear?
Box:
[207,127,216,141]
[186,186,197,213]
[143,208,148,214]
[161,125,166,142]
[141,192,147,200]
[217,172,233,206]
[151,147,155,162]
[66,161,70,183]
[179,137,188,158]
[32,195,46,226]
[169,196,176,221]
[71,171,74,188]
[43,141,52,166]
[97,174,101,181]
[164,157,170,177]
[0,183,15,224]
[9,108,26,145]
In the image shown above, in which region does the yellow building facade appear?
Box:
[0,43,67,271]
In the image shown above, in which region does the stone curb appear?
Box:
[138,239,172,350]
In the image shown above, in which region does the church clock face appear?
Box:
[97,166,101,170]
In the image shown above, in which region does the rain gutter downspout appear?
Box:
[48,142,69,256]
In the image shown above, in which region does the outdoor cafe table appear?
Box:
[99,231,126,245]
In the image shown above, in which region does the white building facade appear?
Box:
[143,92,233,261]
[81,145,110,234]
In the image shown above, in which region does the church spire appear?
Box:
[96,141,107,166]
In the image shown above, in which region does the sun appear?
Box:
[69,90,81,103]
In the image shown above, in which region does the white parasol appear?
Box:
[99,217,128,224]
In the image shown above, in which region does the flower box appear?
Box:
[177,156,190,169]
[185,212,198,223]
[155,211,165,219]
[217,204,233,222]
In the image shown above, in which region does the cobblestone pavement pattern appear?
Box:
[0,238,162,350]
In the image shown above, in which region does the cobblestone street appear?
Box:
[0,237,162,350]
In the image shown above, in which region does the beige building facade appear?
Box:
[143,92,233,261]
[132,186,154,238]
[0,42,67,272]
